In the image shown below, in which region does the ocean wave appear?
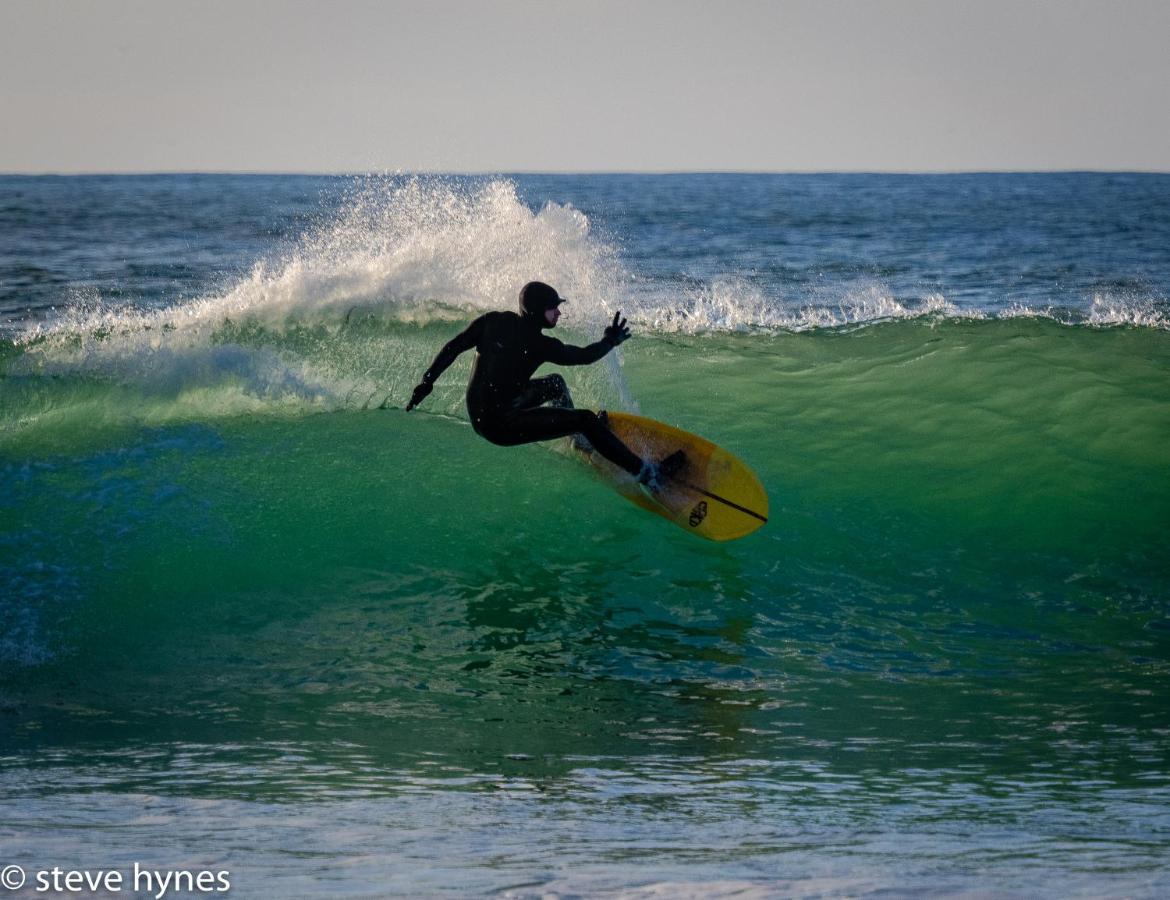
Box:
[4,176,1169,436]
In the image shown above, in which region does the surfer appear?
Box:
[406,281,682,490]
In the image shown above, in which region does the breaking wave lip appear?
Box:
[635,281,970,334]
[976,295,1170,331]
[630,281,1170,335]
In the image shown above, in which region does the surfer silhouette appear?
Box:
[406,281,683,490]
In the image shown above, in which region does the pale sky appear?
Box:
[2,0,1167,173]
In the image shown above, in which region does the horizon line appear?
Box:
[3,167,1170,178]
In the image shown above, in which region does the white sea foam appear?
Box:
[993,294,1170,330]
[635,279,969,334]
[1085,293,1170,329]
[631,280,1167,334]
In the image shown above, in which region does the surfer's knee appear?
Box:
[547,373,573,407]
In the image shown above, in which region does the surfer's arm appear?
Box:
[545,337,614,366]
[422,318,482,384]
[545,311,631,365]
[406,317,484,411]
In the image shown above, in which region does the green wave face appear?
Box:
[3,316,1167,773]
[3,305,1169,900]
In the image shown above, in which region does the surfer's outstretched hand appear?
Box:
[406,382,432,411]
[604,311,631,346]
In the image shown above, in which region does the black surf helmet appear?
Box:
[519,281,566,320]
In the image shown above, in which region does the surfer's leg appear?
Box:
[515,374,596,450]
[578,414,642,475]
[490,407,644,477]
[513,374,574,410]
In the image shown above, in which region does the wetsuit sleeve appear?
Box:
[542,335,615,366]
[421,316,485,384]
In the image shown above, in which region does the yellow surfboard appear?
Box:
[578,412,768,541]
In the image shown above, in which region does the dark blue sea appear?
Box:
[2,173,1169,897]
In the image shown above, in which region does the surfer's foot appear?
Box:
[637,450,687,493]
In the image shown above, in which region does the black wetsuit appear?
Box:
[420,310,644,475]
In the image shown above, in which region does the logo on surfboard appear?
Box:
[688,501,708,527]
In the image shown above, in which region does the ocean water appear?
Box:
[1,173,1168,897]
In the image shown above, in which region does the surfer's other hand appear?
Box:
[604,311,630,346]
[406,382,433,411]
